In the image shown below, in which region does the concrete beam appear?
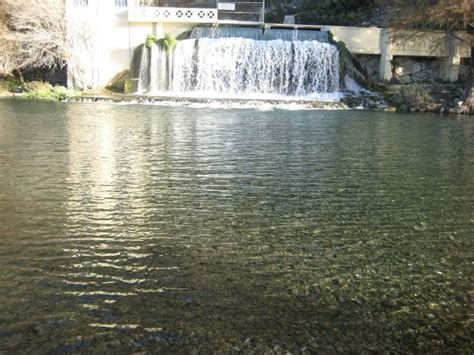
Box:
[440,42,462,82]
[379,29,393,81]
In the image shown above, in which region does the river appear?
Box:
[0,99,472,352]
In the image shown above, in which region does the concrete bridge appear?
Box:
[65,0,471,89]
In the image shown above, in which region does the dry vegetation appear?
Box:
[0,0,68,75]
[0,0,92,88]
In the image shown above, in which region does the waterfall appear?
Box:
[190,26,263,40]
[190,26,329,43]
[134,27,340,98]
[262,29,328,42]
[149,43,168,93]
[137,45,150,94]
[172,38,339,96]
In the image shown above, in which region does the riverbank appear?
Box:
[384,84,470,114]
[0,79,471,114]
[0,79,75,101]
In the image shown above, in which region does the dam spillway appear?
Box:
[135,27,340,98]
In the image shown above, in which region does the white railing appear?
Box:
[129,6,218,23]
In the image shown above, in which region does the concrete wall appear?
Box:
[326,26,471,82]
[326,26,470,58]
[324,26,383,55]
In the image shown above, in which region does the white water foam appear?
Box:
[70,98,347,111]
[146,90,344,102]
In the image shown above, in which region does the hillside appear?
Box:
[265,0,388,27]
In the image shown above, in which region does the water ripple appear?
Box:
[0,100,472,352]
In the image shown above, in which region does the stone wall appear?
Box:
[355,54,470,84]
[353,55,380,80]
[392,57,441,84]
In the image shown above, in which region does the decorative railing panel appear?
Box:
[129,6,218,22]
[136,0,216,8]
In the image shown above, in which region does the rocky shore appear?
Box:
[384,84,470,114]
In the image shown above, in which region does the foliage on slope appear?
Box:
[265,0,378,26]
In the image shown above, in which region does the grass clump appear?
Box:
[0,77,24,93]
[24,81,72,101]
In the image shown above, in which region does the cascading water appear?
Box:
[137,44,150,93]
[190,27,263,40]
[172,38,339,96]
[262,29,329,42]
[134,27,340,98]
[149,43,168,93]
[189,27,329,42]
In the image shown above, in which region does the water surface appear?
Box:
[0,99,472,352]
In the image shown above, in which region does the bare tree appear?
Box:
[64,11,94,90]
[0,0,94,88]
[0,12,10,74]
[0,0,69,79]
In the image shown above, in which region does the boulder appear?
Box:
[106,70,131,93]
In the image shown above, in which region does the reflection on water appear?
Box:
[0,99,472,352]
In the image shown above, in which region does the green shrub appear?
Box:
[163,33,177,50]
[51,86,70,101]
[336,40,349,78]
[24,81,53,99]
[327,31,349,78]
[24,81,71,101]
[145,34,156,48]
[327,31,335,44]
[0,78,24,92]
[158,33,177,51]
